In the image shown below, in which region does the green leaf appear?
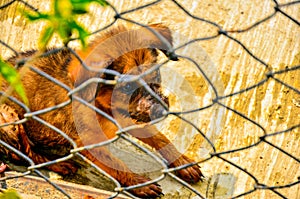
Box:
[55,0,72,18]
[71,1,89,14]
[57,21,72,45]
[72,8,88,14]
[23,10,50,21]
[70,0,107,14]
[0,59,28,105]
[70,0,90,3]
[39,26,55,49]
[93,0,108,6]
[0,189,22,199]
[71,21,89,48]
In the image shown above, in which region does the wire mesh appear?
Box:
[0,0,299,198]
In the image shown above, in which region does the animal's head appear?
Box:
[70,24,178,126]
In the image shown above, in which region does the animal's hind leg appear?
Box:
[0,104,24,162]
[0,104,77,175]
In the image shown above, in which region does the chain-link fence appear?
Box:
[0,0,299,198]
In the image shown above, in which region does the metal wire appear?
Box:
[0,0,299,198]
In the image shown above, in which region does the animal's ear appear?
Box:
[68,58,113,102]
[148,24,173,45]
[68,53,113,85]
[140,24,178,61]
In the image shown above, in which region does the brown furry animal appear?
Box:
[0,24,203,198]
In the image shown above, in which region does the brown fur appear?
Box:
[0,24,202,198]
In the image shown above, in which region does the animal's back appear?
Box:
[3,48,77,156]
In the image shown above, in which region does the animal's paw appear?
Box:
[171,155,204,183]
[125,173,163,198]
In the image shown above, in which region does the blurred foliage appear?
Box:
[0,0,108,104]
[0,58,28,105]
[22,0,108,49]
[0,189,22,199]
